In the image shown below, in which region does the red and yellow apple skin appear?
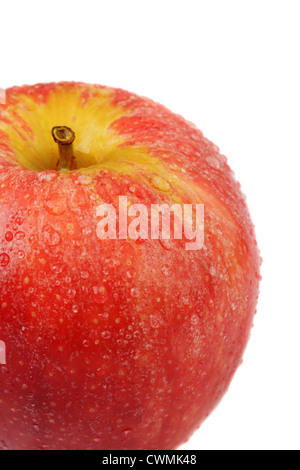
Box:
[0,83,261,450]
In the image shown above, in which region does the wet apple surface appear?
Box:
[0,82,260,450]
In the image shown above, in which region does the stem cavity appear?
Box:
[52,126,76,171]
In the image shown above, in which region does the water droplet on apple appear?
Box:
[38,172,57,182]
[126,268,136,279]
[66,288,76,299]
[81,271,89,279]
[122,429,132,437]
[190,314,200,326]
[72,305,79,314]
[101,331,111,340]
[5,231,13,242]
[128,184,147,198]
[29,234,38,244]
[28,209,36,218]
[15,217,23,225]
[130,287,140,298]
[209,266,216,276]
[0,253,10,267]
[43,225,61,246]
[18,250,25,259]
[206,155,221,169]
[162,264,170,276]
[15,231,25,240]
[92,286,108,304]
[150,315,161,328]
[52,264,63,274]
[82,227,93,237]
[45,193,66,216]
[77,175,92,186]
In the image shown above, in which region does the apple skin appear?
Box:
[0,83,261,450]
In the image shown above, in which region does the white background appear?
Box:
[1,0,300,450]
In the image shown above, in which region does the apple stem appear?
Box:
[52,126,77,171]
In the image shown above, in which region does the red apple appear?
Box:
[0,82,261,450]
